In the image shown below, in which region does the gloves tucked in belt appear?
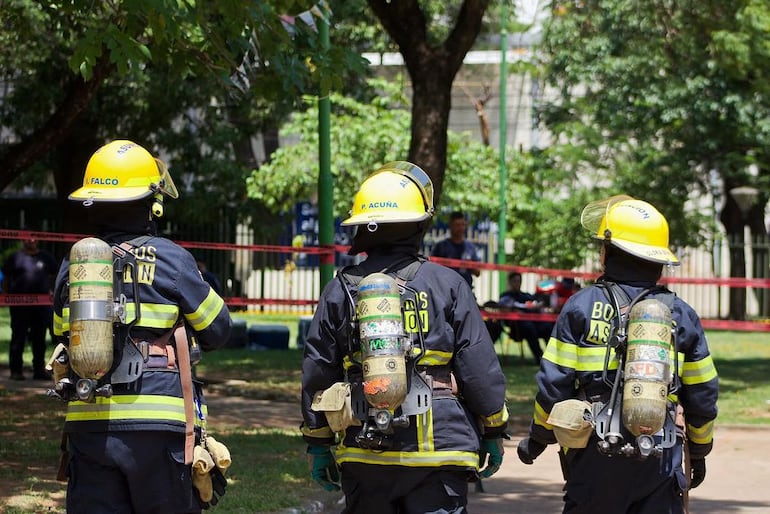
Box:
[193,438,231,509]
[689,458,706,489]
[517,437,547,465]
[479,438,505,478]
[307,444,340,492]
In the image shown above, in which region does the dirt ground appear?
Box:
[201,390,770,514]
[3,376,770,513]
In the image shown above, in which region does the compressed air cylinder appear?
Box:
[68,237,115,380]
[622,298,673,436]
[357,273,407,410]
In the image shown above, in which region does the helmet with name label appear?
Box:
[69,140,178,204]
[341,161,434,226]
[581,195,679,265]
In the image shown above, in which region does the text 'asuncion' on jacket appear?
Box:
[528,282,718,458]
[301,260,508,470]
[53,234,232,433]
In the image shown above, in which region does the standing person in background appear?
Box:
[517,195,718,514]
[52,140,232,513]
[2,233,59,380]
[301,162,508,513]
[431,211,481,290]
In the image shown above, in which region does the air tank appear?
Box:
[68,237,114,380]
[357,273,408,411]
[622,298,673,436]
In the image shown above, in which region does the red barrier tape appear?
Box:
[477,307,770,332]
[3,229,770,332]
[0,294,53,306]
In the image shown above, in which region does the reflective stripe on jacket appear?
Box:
[529,279,718,452]
[301,254,508,470]
[53,233,231,433]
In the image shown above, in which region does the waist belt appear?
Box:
[140,340,178,370]
[430,373,457,398]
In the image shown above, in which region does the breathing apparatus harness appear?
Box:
[48,234,201,403]
[337,256,433,451]
[590,280,680,460]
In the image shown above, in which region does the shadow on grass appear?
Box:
[711,357,770,394]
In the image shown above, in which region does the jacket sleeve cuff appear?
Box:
[300,423,335,446]
[688,440,713,460]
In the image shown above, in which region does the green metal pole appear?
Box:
[498,0,509,293]
[318,10,334,289]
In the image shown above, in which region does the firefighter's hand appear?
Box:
[479,438,505,478]
[690,458,706,489]
[307,445,340,492]
[517,437,547,465]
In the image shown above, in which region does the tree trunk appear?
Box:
[0,54,113,193]
[721,196,748,320]
[366,0,490,207]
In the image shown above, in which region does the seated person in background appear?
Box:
[535,276,580,313]
[498,271,554,363]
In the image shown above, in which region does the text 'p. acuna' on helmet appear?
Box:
[68,140,179,206]
[341,161,435,229]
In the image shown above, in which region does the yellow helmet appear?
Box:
[341,161,434,226]
[580,195,679,265]
[69,140,178,203]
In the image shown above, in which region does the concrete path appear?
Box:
[467,428,770,513]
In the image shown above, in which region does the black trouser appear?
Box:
[508,320,554,362]
[66,431,200,514]
[560,439,686,514]
[341,462,469,514]
[8,305,51,375]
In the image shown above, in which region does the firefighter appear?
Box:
[52,140,232,513]
[300,162,509,513]
[517,195,718,513]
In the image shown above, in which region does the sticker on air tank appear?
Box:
[629,320,671,342]
[360,319,403,338]
[357,297,401,320]
[625,360,667,381]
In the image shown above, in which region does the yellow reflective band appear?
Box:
[343,354,361,371]
[676,352,685,376]
[416,410,434,452]
[533,400,552,430]
[543,340,619,372]
[687,421,714,445]
[301,424,334,440]
[336,447,479,468]
[125,303,180,329]
[415,349,452,366]
[186,289,225,332]
[65,395,186,423]
[54,310,68,336]
[57,304,181,332]
[482,405,509,428]
[681,355,718,385]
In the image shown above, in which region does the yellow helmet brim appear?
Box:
[610,239,680,265]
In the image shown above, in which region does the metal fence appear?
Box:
[232,227,770,320]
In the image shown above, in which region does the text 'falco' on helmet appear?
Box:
[580,195,680,265]
[69,140,179,205]
[341,161,435,227]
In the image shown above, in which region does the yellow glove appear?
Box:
[192,445,215,503]
[193,445,215,475]
[193,469,214,503]
[205,436,232,471]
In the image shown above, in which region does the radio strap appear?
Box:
[174,324,196,465]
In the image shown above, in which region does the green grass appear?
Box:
[1,307,770,512]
